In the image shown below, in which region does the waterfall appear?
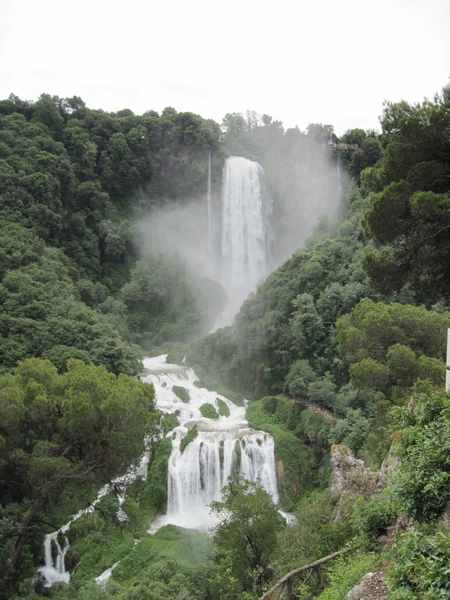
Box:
[37,455,150,587]
[207,148,212,253]
[37,356,280,585]
[336,154,342,196]
[40,528,71,586]
[142,355,279,531]
[221,156,272,290]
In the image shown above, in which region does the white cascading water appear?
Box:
[142,355,279,531]
[37,356,280,585]
[37,453,150,587]
[221,156,272,290]
[207,147,212,253]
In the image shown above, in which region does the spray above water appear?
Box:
[140,155,274,328]
[140,148,342,328]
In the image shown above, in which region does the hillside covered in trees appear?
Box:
[1,85,450,599]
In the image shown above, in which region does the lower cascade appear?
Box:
[142,355,279,530]
[37,356,279,586]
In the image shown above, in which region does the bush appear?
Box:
[173,385,190,403]
[217,398,230,417]
[392,387,450,520]
[180,426,199,454]
[351,493,398,547]
[141,438,172,514]
[279,490,352,572]
[199,403,219,419]
[163,412,180,433]
[389,530,450,599]
[316,553,378,600]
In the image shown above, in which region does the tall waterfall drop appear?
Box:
[221,156,272,290]
[207,148,212,253]
[336,154,343,196]
[142,356,279,531]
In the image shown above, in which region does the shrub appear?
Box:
[163,412,180,433]
[217,398,230,417]
[199,403,219,419]
[180,426,199,454]
[392,387,450,520]
[316,553,378,600]
[389,530,450,599]
[173,385,190,403]
[351,493,398,547]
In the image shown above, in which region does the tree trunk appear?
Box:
[3,493,47,595]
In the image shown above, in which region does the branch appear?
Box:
[33,517,69,533]
[0,502,14,524]
[411,222,450,253]
[259,547,355,600]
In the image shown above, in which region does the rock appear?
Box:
[378,512,412,547]
[377,444,401,491]
[330,445,379,522]
[331,445,378,499]
[346,570,389,599]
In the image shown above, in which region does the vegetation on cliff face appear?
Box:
[0,96,228,373]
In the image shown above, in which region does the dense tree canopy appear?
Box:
[121,254,226,347]
[0,358,160,596]
[187,184,377,399]
[361,86,450,301]
[337,299,449,395]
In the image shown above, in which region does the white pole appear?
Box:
[446,328,450,392]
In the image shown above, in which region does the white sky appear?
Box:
[0,0,448,136]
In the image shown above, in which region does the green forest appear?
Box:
[1,85,450,599]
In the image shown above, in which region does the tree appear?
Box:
[284,359,317,399]
[32,94,64,139]
[0,358,161,596]
[221,112,247,136]
[290,293,325,359]
[361,86,450,301]
[337,299,449,396]
[210,476,284,594]
[306,123,336,144]
[392,385,450,520]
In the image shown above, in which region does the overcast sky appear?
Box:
[0,0,448,136]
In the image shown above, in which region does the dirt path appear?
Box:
[295,398,342,422]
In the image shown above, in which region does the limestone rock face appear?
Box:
[377,444,401,490]
[331,444,378,501]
